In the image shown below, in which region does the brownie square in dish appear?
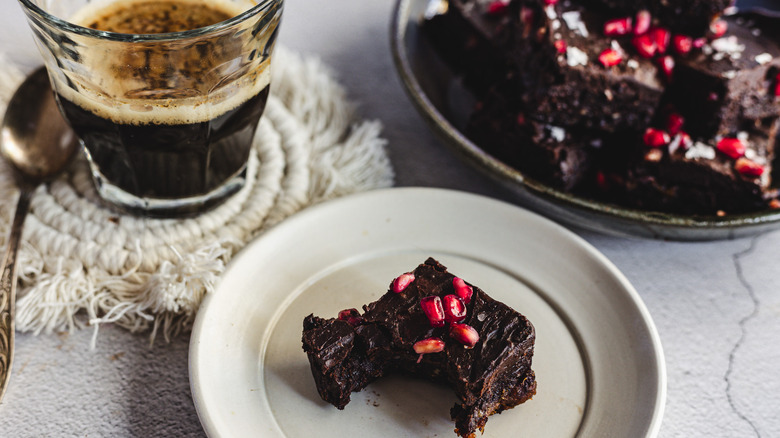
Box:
[301,258,537,438]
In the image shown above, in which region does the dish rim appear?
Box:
[189,187,667,437]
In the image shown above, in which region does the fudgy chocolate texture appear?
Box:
[500,0,665,132]
[600,118,779,214]
[301,258,537,438]
[665,14,780,139]
[466,88,596,190]
[580,0,732,36]
[422,0,512,93]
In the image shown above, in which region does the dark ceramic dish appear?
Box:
[390,0,780,240]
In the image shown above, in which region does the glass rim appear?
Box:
[17,0,282,42]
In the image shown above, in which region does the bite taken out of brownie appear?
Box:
[301,258,537,438]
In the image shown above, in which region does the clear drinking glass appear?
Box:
[16,0,283,217]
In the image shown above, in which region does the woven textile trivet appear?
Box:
[0,47,394,345]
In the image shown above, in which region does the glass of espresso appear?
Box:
[16,0,283,216]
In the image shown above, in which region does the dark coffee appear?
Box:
[55,0,274,214]
[57,86,269,199]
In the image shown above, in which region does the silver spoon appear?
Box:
[0,68,79,402]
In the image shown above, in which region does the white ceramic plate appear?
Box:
[189,187,666,437]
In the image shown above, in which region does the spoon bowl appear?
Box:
[0,67,79,402]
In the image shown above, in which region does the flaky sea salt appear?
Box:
[561,10,589,37]
[566,46,588,66]
[755,52,773,65]
[686,142,716,160]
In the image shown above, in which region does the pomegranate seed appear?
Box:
[486,1,508,15]
[643,128,671,147]
[634,10,651,35]
[716,137,745,159]
[413,337,445,358]
[666,113,684,135]
[769,199,780,209]
[598,48,623,67]
[632,34,657,58]
[735,157,765,177]
[516,113,527,125]
[544,0,558,4]
[650,28,671,54]
[554,39,567,54]
[338,308,363,326]
[420,296,445,327]
[452,277,473,304]
[672,35,693,55]
[595,171,609,191]
[658,55,675,81]
[392,272,415,293]
[693,37,707,49]
[710,19,728,38]
[774,73,780,97]
[604,17,632,36]
[450,323,480,348]
[443,294,467,323]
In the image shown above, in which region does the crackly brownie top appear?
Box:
[304,258,536,400]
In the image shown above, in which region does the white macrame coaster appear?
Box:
[0,47,394,345]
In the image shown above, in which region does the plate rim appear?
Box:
[189,187,667,438]
[389,0,780,240]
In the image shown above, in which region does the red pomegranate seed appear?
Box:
[420,296,445,327]
[598,48,623,67]
[392,272,415,293]
[413,337,445,360]
[677,132,693,149]
[650,28,671,54]
[544,0,558,4]
[604,17,632,36]
[452,277,473,304]
[450,323,480,348]
[443,294,467,323]
[595,171,609,191]
[735,157,765,177]
[672,35,693,55]
[338,308,363,326]
[486,1,508,15]
[666,113,684,135]
[634,10,651,35]
[769,199,780,209]
[658,55,675,81]
[693,37,707,49]
[716,137,745,159]
[710,19,728,38]
[632,34,657,58]
[516,113,527,125]
[554,39,567,54]
[643,128,671,147]
[774,73,780,97]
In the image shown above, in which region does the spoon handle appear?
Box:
[0,187,33,402]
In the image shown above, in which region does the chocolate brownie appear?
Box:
[301,258,537,438]
[423,0,512,93]
[498,0,665,132]
[598,117,779,214]
[664,14,780,139]
[466,87,596,190]
[580,0,733,36]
